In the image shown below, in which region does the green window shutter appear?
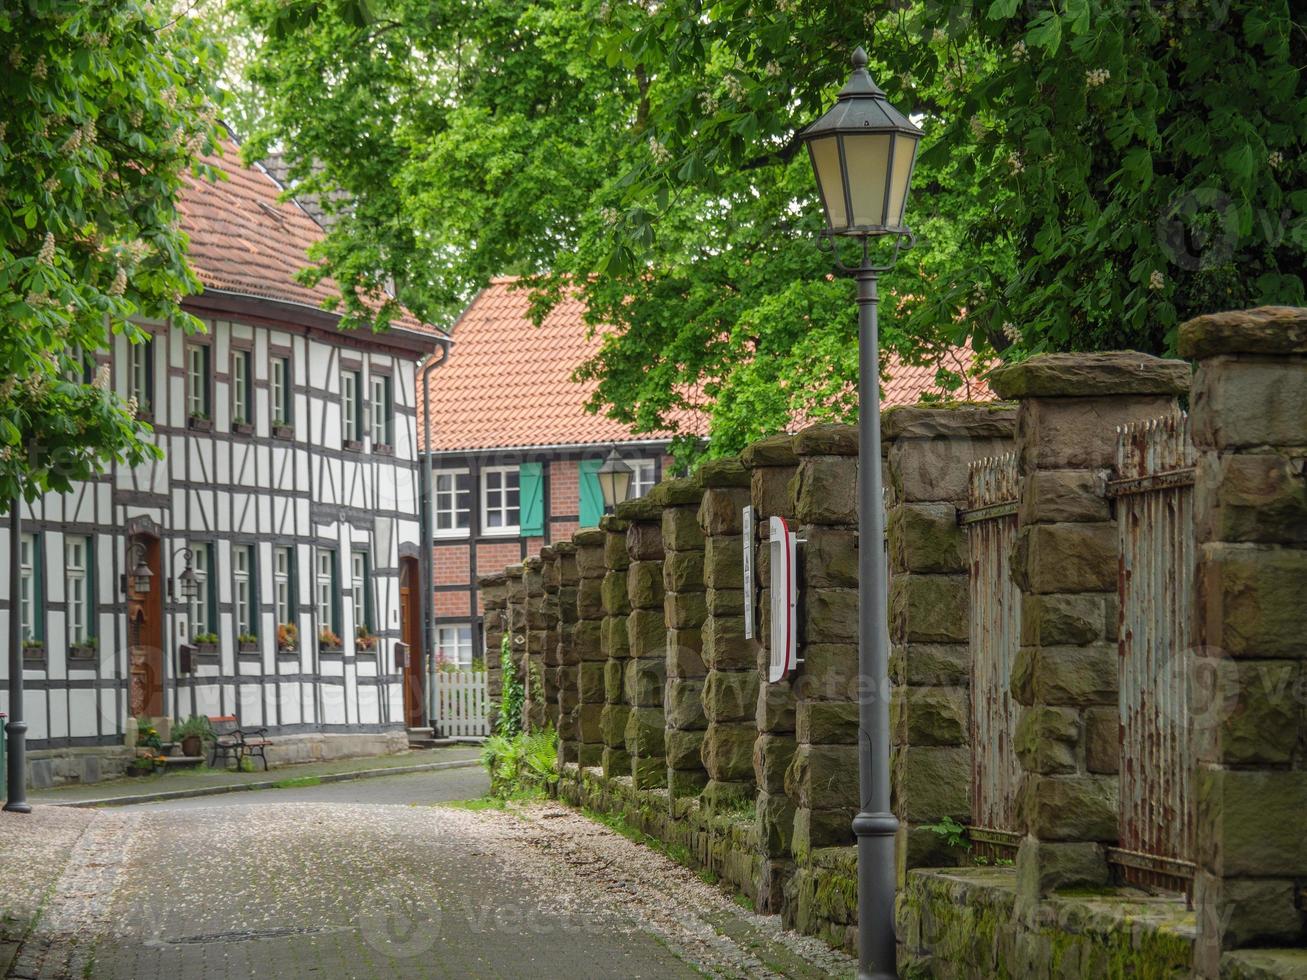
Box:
[579,458,604,528]
[519,462,544,537]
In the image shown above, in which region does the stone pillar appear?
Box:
[990,352,1190,904]
[619,493,668,790]
[1178,308,1307,974]
[662,477,710,798]
[505,563,528,731]
[599,514,631,777]
[782,426,862,863]
[883,406,1016,879]
[479,573,509,731]
[540,546,563,732]
[554,541,580,762]
[700,439,784,813]
[523,556,548,731]
[573,528,607,767]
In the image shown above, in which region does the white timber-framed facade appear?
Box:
[0,138,447,764]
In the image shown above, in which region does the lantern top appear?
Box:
[799,47,922,142]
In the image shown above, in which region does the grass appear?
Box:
[437,796,509,812]
[270,775,321,789]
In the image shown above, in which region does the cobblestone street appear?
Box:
[3,771,853,979]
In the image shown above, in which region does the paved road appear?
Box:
[114,765,491,811]
[11,770,852,979]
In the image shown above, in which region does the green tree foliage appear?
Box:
[0,1,224,506]
[235,1,1305,459]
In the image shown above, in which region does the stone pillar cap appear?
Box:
[793,422,858,457]
[694,456,750,488]
[1178,306,1307,358]
[881,404,1016,440]
[740,432,797,467]
[572,528,606,547]
[477,573,508,587]
[988,351,1190,399]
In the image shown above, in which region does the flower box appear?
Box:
[22,645,46,667]
[272,424,294,440]
[238,641,260,654]
[233,421,255,436]
[188,416,212,432]
[343,438,365,453]
[193,642,219,655]
[319,646,343,657]
[68,644,97,661]
[373,443,394,457]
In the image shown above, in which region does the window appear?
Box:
[370,374,393,447]
[231,349,252,426]
[274,546,294,625]
[127,338,152,414]
[433,469,472,537]
[316,549,338,635]
[435,624,474,668]
[187,345,210,419]
[18,533,41,643]
[631,459,658,499]
[481,466,520,535]
[233,545,256,637]
[66,536,93,646]
[342,369,363,444]
[189,543,214,639]
[351,550,371,632]
[271,356,291,427]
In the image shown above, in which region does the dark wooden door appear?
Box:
[127,536,164,718]
[399,557,424,728]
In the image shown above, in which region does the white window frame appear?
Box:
[189,543,210,637]
[630,458,658,499]
[342,370,362,444]
[233,545,253,636]
[66,536,89,646]
[435,624,474,668]
[274,546,293,626]
[316,549,336,633]
[18,533,37,642]
[433,468,472,538]
[351,550,369,632]
[480,465,521,537]
[271,356,290,426]
[370,374,392,447]
[231,349,250,425]
[128,339,150,411]
[187,345,208,418]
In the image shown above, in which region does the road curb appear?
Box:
[41,757,484,809]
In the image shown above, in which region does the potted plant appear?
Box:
[187,409,211,431]
[355,625,377,653]
[68,635,98,660]
[173,715,212,759]
[272,416,293,440]
[22,638,45,665]
[318,628,342,653]
[237,631,259,653]
[232,412,254,436]
[191,631,219,654]
[276,622,299,652]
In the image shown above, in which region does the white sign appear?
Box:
[742,505,755,639]
[768,515,798,683]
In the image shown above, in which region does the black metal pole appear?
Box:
[853,257,895,977]
[5,499,30,813]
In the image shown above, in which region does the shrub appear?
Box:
[481,727,558,800]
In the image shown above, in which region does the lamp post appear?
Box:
[796,46,921,980]
[596,449,634,513]
[4,500,30,813]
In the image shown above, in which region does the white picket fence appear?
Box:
[433,670,490,738]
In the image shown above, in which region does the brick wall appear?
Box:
[550,458,579,516]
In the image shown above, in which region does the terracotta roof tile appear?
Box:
[178,139,442,340]
[419,278,992,453]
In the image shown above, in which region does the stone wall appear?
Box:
[489,315,1306,978]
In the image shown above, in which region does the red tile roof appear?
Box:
[420,278,991,453]
[177,139,443,341]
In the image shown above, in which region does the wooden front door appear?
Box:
[399,557,424,728]
[126,535,164,718]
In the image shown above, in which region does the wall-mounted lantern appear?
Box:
[597,449,634,513]
[122,543,154,596]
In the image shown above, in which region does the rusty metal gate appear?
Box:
[961,453,1022,855]
[1108,410,1196,895]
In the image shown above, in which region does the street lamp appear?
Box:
[797,46,921,980]
[169,547,200,602]
[596,449,634,513]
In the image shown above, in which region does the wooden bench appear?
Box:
[207,715,271,771]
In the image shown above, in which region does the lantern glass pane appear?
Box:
[843,132,893,229]
[808,137,847,229]
[888,134,919,228]
[612,469,632,505]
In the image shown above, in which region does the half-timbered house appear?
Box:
[0,139,447,782]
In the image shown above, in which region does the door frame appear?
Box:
[399,556,424,728]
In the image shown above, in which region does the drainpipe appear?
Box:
[419,343,449,729]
